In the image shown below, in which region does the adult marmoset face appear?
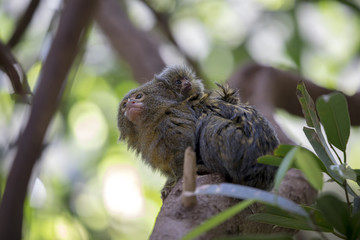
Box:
[118,81,172,141]
[117,80,197,185]
[154,65,204,100]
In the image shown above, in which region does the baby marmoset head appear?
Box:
[154,65,204,100]
[154,65,241,106]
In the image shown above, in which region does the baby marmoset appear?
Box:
[154,65,279,190]
[117,80,197,197]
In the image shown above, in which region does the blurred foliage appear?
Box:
[0,0,360,239]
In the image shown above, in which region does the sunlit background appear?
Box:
[1,0,360,239]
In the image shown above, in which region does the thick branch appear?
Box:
[95,0,165,84]
[0,0,97,239]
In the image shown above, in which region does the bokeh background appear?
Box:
[1,0,360,239]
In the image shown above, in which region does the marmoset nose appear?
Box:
[184,80,191,87]
[128,98,136,104]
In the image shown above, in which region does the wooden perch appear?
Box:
[181,147,197,208]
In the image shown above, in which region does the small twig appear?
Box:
[181,147,197,208]
[343,180,351,210]
[0,41,32,103]
[7,0,41,48]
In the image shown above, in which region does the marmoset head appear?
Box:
[154,65,204,100]
[119,82,157,128]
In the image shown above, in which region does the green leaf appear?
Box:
[273,147,297,191]
[257,155,283,167]
[350,212,360,240]
[248,213,313,231]
[294,146,327,173]
[295,148,324,190]
[274,144,295,157]
[355,169,360,186]
[297,81,337,168]
[316,93,350,152]
[302,206,333,232]
[259,146,327,175]
[249,206,333,232]
[218,234,293,240]
[354,197,360,215]
[316,194,350,236]
[296,80,321,130]
[192,183,308,217]
[253,205,333,232]
[303,127,340,183]
[181,200,255,240]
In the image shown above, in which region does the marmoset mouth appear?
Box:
[182,84,191,93]
[125,104,143,122]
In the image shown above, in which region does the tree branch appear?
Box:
[228,63,360,127]
[0,0,97,239]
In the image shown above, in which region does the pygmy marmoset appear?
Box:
[154,65,279,190]
[118,65,279,199]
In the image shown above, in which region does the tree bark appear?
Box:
[150,169,316,239]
